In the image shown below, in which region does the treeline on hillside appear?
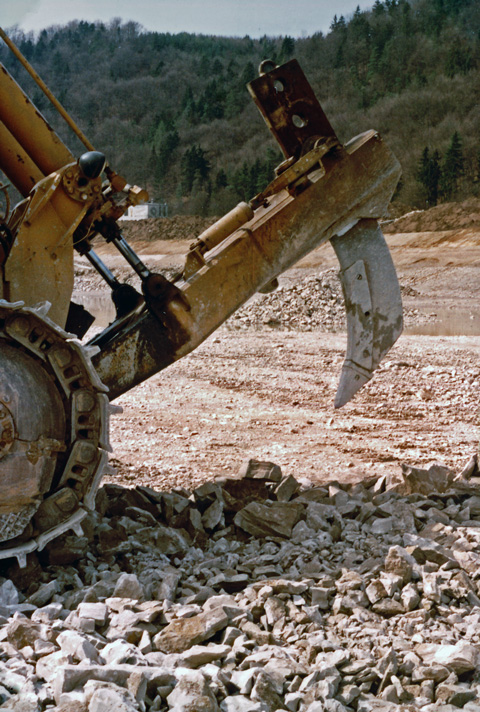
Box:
[2,0,480,215]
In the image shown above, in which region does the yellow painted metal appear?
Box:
[0,121,44,196]
[0,47,98,327]
[184,201,254,278]
[3,166,101,327]
[197,202,254,251]
[0,64,74,192]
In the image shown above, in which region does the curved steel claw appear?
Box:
[331,218,403,408]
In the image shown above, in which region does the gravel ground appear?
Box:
[1,458,480,711]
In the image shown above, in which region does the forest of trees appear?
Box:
[2,0,480,215]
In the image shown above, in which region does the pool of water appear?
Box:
[405,310,480,336]
[73,291,115,328]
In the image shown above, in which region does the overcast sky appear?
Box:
[2,0,373,38]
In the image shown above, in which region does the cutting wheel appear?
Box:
[0,300,114,567]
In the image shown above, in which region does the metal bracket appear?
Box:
[250,137,338,209]
[247,59,337,158]
[62,164,102,203]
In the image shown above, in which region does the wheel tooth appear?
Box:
[84,345,100,359]
[109,404,123,415]
[98,393,112,451]
[74,343,109,392]
[0,300,24,311]
[32,301,51,317]
[16,554,27,569]
[0,541,37,568]
[36,510,88,552]
[83,451,110,510]
[70,522,85,537]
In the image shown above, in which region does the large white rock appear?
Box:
[220,696,265,712]
[166,669,218,712]
[113,574,144,601]
[416,642,478,674]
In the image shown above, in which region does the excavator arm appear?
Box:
[0,31,402,563]
[91,60,402,406]
[92,128,402,405]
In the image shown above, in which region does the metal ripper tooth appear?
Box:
[331,218,403,408]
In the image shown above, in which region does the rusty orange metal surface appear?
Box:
[248,59,337,158]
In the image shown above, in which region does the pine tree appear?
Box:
[399,0,413,35]
[151,121,180,186]
[349,6,371,44]
[241,61,256,85]
[280,36,295,62]
[331,15,347,33]
[215,169,228,190]
[372,0,385,16]
[384,0,398,12]
[199,80,226,121]
[440,131,464,199]
[260,36,277,63]
[232,162,252,201]
[368,45,382,78]
[181,87,197,124]
[416,147,442,207]
[181,145,211,195]
[428,150,442,206]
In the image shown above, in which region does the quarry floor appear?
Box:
[74,215,480,491]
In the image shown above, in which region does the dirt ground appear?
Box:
[76,201,480,491]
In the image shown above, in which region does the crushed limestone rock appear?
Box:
[226,271,435,333]
[0,457,480,710]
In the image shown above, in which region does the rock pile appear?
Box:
[1,458,480,711]
[227,273,346,332]
[121,216,216,244]
[73,263,177,293]
[227,272,433,332]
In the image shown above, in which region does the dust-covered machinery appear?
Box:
[0,31,403,565]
